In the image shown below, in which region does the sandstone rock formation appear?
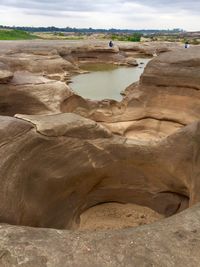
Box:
[0,62,13,83]
[1,204,200,267]
[0,113,200,266]
[0,40,183,122]
[0,71,72,116]
[63,47,200,141]
[0,40,149,117]
[1,112,200,230]
[0,40,200,266]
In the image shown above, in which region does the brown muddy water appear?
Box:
[70,58,151,101]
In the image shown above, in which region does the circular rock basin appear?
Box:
[79,202,164,231]
[70,58,151,101]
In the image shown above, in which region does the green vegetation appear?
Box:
[0,29,38,40]
[111,33,142,42]
[127,33,142,42]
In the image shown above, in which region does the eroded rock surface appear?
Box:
[1,204,200,267]
[0,40,147,116]
[0,62,13,83]
[1,113,200,230]
[0,113,200,266]
[0,40,184,124]
[62,46,200,141]
[0,40,200,266]
[0,71,72,116]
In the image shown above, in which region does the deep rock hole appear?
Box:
[79,202,163,231]
[75,191,189,231]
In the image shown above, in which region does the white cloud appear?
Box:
[0,0,199,30]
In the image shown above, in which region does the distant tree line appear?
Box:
[0,25,184,35]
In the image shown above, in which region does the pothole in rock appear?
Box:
[70,58,151,101]
[78,202,164,231]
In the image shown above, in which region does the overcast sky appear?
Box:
[0,0,199,31]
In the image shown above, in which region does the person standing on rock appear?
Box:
[185,41,190,48]
[109,40,113,48]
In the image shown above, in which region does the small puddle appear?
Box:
[70,58,151,101]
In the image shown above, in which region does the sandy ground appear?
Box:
[79,202,164,231]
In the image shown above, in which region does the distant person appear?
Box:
[109,40,113,48]
[185,41,190,48]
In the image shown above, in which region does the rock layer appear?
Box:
[0,113,200,266]
[0,40,200,266]
[0,70,72,116]
[1,204,200,267]
[1,113,200,230]
[62,46,200,141]
[0,62,13,83]
[0,40,185,128]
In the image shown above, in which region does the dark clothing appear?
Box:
[185,42,189,48]
[109,41,113,47]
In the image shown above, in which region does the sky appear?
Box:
[0,0,199,31]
